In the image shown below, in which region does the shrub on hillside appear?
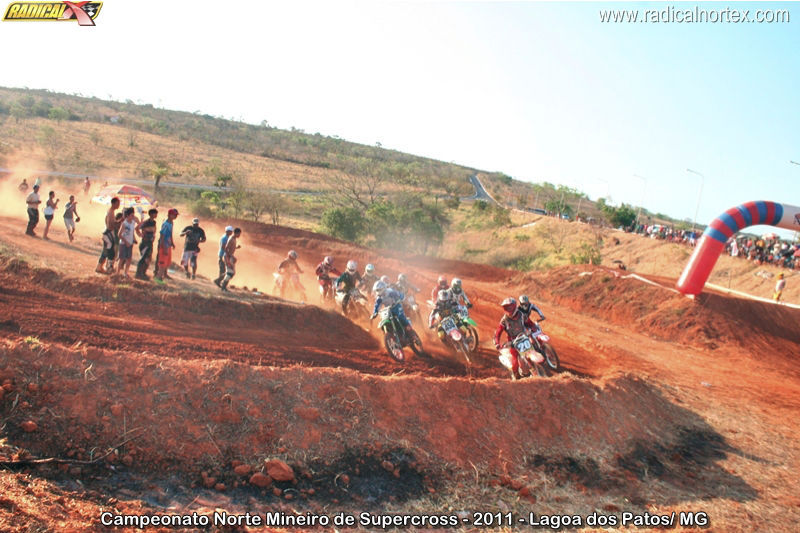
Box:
[321,207,366,242]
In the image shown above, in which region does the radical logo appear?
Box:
[3,1,102,26]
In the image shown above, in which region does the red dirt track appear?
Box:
[1,214,800,531]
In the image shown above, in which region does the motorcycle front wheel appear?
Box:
[384,332,405,362]
[465,326,479,353]
[531,361,550,378]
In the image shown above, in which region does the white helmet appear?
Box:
[451,278,462,293]
[380,275,390,284]
[373,280,388,295]
[398,273,407,283]
[346,260,357,273]
[437,289,451,303]
[365,263,375,274]
[288,250,298,260]
[324,256,334,266]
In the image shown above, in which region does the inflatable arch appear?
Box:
[676,200,800,295]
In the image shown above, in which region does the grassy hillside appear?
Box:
[0,86,474,196]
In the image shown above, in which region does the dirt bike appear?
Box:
[529,322,560,372]
[377,305,424,362]
[437,312,473,374]
[335,288,371,323]
[456,304,479,353]
[272,272,307,301]
[401,292,423,326]
[498,332,549,379]
[317,277,335,305]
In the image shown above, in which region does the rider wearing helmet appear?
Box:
[449,278,472,308]
[494,297,537,380]
[518,294,545,322]
[278,250,303,275]
[431,275,448,302]
[315,255,341,300]
[359,263,379,295]
[275,250,305,299]
[371,280,412,332]
[335,260,363,313]
[428,288,458,329]
[393,273,420,297]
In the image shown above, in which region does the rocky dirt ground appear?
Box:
[0,205,799,532]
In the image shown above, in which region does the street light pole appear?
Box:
[686,168,704,232]
[633,174,647,228]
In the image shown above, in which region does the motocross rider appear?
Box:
[430,275,448,302]
[449,278,472,309]
[315,255,341,300]
[335,260,363,313]
[276,250,305,299]
[394,273,420,297]
[494,297,537,380]
[518,294,546,322]
[371,280,413,333]
[359,263,379,296]
[428,288,459,330]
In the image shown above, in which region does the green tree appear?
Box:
[47,107,69,122]
[601,203,637,229]
[151,160,169,192]
[321,207,366,241]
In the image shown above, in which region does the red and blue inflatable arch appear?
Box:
[677,200,800,295]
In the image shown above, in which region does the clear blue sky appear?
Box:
[1,1,798,235]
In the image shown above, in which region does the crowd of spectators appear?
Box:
[628,223,800,270]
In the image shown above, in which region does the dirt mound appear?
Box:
[0,337,753,515]
[521,265,800,369]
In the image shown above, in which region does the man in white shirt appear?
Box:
[25,184,41,236]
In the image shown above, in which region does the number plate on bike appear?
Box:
[514,337,532,352]
[441,317,457,332]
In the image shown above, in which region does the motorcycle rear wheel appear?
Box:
[543,344,560,372]
[408,330,426,358]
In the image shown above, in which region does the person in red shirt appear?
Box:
[430,276,448,302]
[315,256,341,301]
[494,297,536,380]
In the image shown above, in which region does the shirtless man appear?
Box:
[219,227,242,292]
[96,197,121,274]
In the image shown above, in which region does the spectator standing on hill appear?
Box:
[63,195,80,242]
[154,208,179,283]
[42,190,59,240]
[96,197,121,274]
[179,218,207,280]
[25,184,41,236]
[83,177,91,196]
[774,273,786,302]
[18,179,28,193]
[118,207,137,279]
[213,226,234,287]
[135,209,158,280]
[220,227,241,292]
